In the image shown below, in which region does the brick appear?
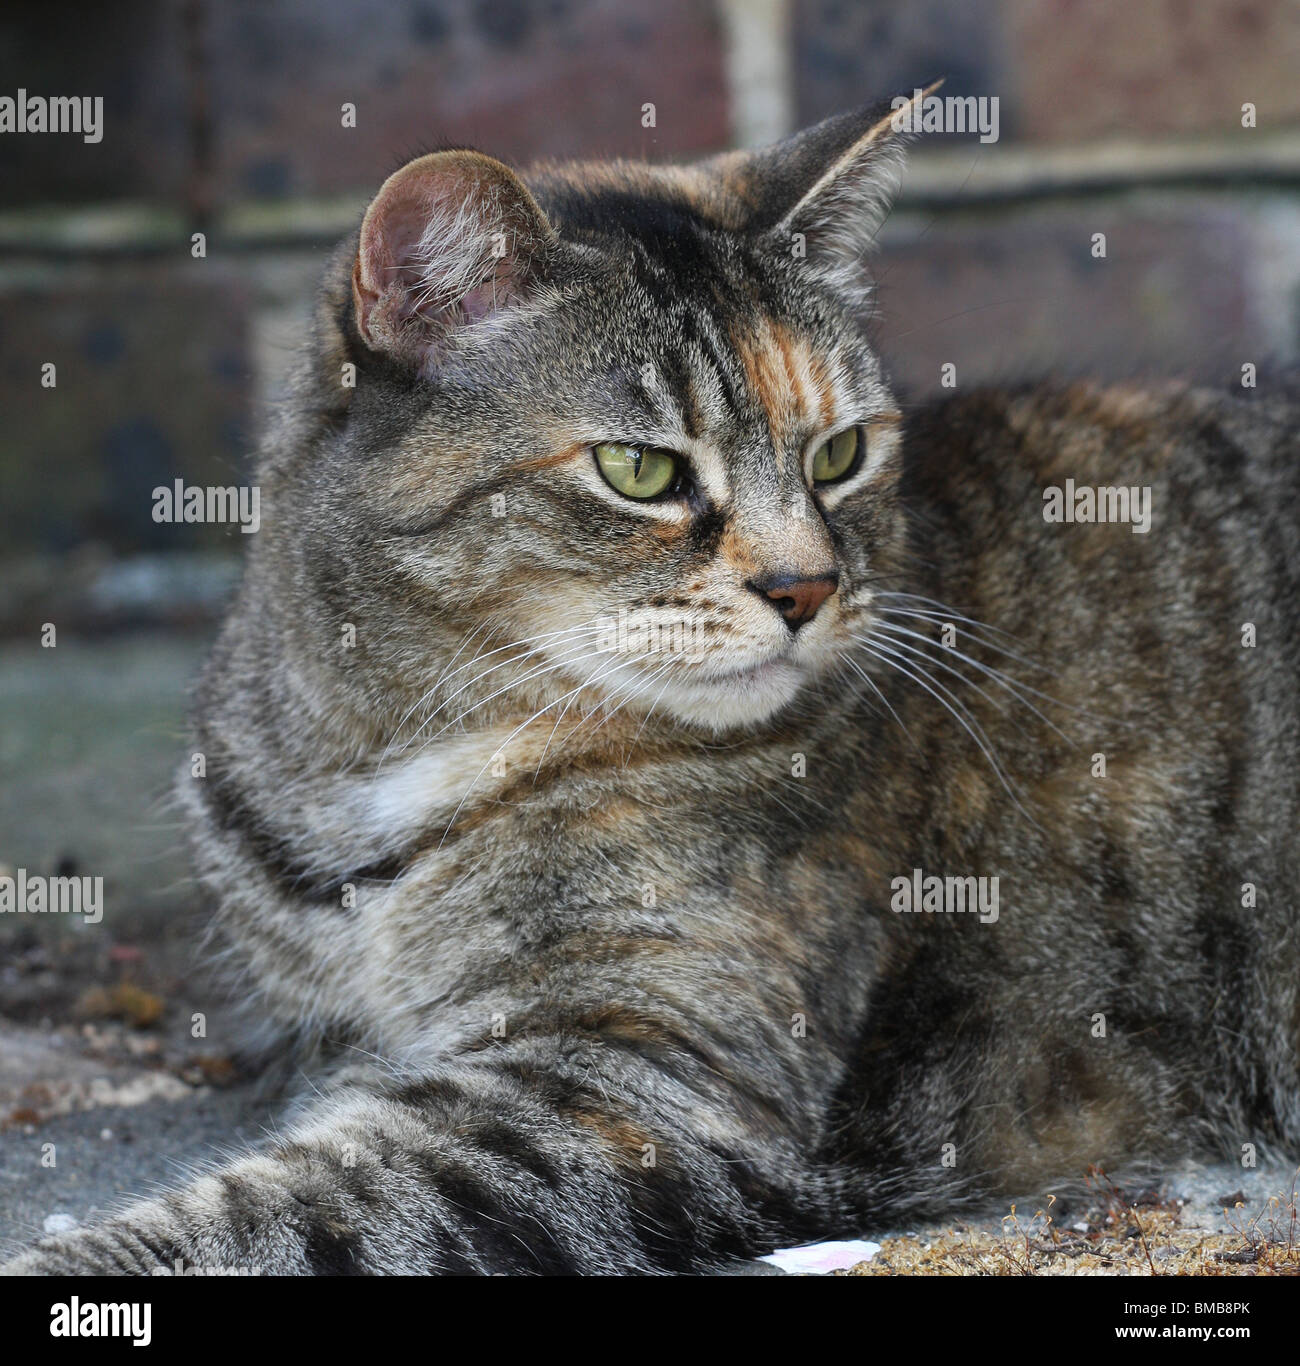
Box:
[0,1,731,209]
[0,261,253,557]
[793,0,1008,135]
[872,202,1262,399]
[0,8,189,207]
[205,0,731,200]
[1004,0,1300,142]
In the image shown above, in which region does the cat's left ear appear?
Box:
[717,84,938,294]
[351,150,558,370]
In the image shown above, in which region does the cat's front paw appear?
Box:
[3,1238,104,1275]
[3,1222,174,1276]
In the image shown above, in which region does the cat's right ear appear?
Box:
[710,85,939,302]
[351,150,558,370]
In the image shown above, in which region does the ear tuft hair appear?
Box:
[709,84,941,304]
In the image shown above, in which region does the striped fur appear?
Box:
[7,100,1300,1275]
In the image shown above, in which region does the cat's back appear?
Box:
[900,378,1300,655]
[895,376,1300,914]
[902,376,1300,530]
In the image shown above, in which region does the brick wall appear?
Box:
[2,0,1299,594]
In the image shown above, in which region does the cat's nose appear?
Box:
[748,571,839,630]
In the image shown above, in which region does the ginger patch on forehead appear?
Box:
[730,319,830,461]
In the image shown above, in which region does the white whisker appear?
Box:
[870,620,1071,742]
[856,634,1040,829]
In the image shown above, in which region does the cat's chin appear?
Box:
[655,659,808,733]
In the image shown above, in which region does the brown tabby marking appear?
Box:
[6,95,1297,1278]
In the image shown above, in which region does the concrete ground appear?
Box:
[0,1021,275,1254]
[1,626,1296,1274]
[0,626,280,1257]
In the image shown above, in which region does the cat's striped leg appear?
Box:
[3,1037,834,1275]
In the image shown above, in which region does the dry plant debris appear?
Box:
[845,1169,1300,1276]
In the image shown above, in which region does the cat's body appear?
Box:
[8,99,1299,1274]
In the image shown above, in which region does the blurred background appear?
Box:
[2,0,1300,1246]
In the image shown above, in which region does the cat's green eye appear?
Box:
[810,427,860,485]
[593,442,679,500]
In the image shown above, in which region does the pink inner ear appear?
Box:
[458,266,520,324]
[363,180,461,319]
[354,152,549,359]
[355,184,439,347]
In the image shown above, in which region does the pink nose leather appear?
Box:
[749,573,839,629]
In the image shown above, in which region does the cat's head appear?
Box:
[297,97,923,738]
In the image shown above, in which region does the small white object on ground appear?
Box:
[759,1239,882,1273]
[42,1213,78,1235]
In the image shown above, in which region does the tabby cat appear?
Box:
[8,94,1299,1275]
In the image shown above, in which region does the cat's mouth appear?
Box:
[706,657,796,687]
[651,652,809,731]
